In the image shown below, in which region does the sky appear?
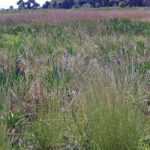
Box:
[0,0,47,9]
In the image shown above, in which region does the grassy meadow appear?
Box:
[0,9,150,149]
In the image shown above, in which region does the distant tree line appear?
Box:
[17,0,150,9]
[17,0,40,9]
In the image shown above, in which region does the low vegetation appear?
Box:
[2,9,150,25]
[0,10,150,149]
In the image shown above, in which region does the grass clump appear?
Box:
[81,70,145,150]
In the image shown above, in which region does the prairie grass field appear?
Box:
[2,8,150,25]
[0,9,150,150]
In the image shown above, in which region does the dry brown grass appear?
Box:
[1,9,150,25]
